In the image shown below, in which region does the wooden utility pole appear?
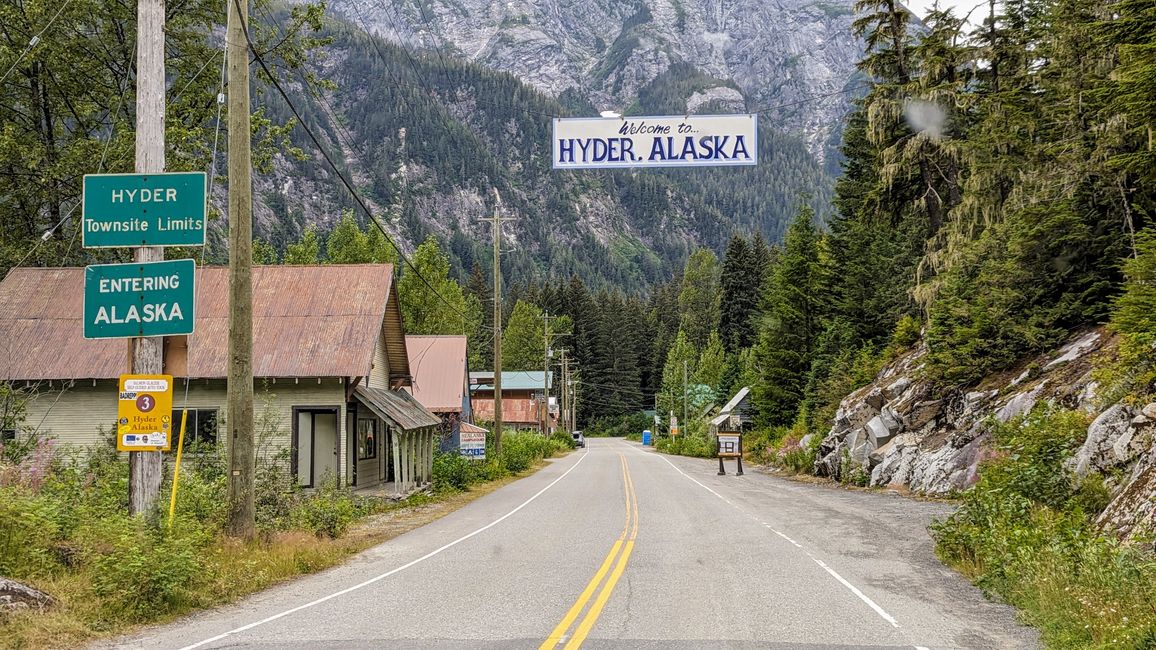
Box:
[482,190,510,454]
[129,0,166,516]
[559,349,568,434]
[683,359,688,432]
[541,311,554,435]
[226,0,255,538]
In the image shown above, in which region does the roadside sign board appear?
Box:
[552,114,757,170]
[460,428,486,459]
[83,172,207,247]
[717,433,742,458]
[116,374,173,451]
[83,259,196,339]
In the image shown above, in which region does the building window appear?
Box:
[357,418,377,460]
[0,429,15,443]
[171,409,218,450]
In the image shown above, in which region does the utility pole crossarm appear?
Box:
[481,189,513,454]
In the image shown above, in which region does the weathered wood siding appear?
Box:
[21,378,352,483]
[366,327,390,390]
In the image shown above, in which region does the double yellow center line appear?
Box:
[540,453,639,649]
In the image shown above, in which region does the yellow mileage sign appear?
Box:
[116,374,173,451]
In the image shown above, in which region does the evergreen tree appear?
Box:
[752,207,828,427]
[719,235,758,352]
[465,263,493,369]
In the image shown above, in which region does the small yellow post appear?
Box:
[167,410,189,529]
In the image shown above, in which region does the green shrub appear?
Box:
[87,516,210,622]
[0,487,61,578]
[498,431,563,473]
[432,451,479,492]
[550,431,577,449]
[892,313,922,348]
[291,473,362,539]
[253,450,302,532]
[168,465,228,532]
[931,406,1156,647]
[655,434,714,458]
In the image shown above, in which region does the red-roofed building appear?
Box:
[404,335,472,449]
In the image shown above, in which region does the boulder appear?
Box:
[0,578,53,612]
[996,381,1047,423]
[1098,459,1156,542]
[835,399,879,432]
[1113,419,1154,465]
[902,399,943,432]
[1071,404,1135,477]
[884,376,911,401]
[1044,330,1101,370]
[1144,403,1156,421]
[864,387,886,411]
[865,408,902,448]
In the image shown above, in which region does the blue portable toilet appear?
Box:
[642,429,652,446]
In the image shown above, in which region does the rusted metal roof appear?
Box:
[354,385,440,431]
[0,264,398,381]
[406,335,468,413]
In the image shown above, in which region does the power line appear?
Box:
[0,0,76,87]
[235,0,468,321]
[753,82,874,115]
[9,37,137,271]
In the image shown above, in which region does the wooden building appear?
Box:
[469,371,555,430]
[0,264,439,495]
[405,335,472,450]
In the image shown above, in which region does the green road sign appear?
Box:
[83,172,207,247]
[83,259,196,339]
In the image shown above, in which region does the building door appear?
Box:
[294,408,339,488]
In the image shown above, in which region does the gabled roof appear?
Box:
[406,335,468,412]
[460,421,488,434]
[720,387,751,414]
[0,264,405,381]
[469,370,553,392]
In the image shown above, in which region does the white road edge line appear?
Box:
[656,454,902,630]
[176,450,591,650]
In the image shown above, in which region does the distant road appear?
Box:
[100,438,1037,649]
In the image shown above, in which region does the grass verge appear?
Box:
[1,431,568,650]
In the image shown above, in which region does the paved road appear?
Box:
[101,438,1038,649]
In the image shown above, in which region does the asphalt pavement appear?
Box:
[97,438,1039,649]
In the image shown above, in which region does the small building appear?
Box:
[404,335,472,450]
[469,370,555,430]
[0,264,439,495]
[711,386,753,433]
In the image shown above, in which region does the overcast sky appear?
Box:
[904,0,993,22]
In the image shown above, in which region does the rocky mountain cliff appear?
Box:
[246,14,835,289]
[328,0,864,166]
[809,328,1156,541]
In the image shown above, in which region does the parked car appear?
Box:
[571,430,585,448]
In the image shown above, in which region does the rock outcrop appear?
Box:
[814,327,1156,539]
[0,577,53,613]
[326,0,863,162]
